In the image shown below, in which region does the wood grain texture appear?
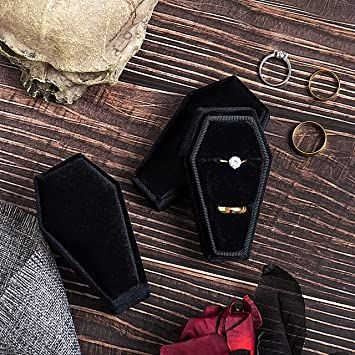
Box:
[0,0,354,354]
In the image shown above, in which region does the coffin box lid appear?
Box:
[35,154,149,313]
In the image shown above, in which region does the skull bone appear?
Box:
[0,0,158,103]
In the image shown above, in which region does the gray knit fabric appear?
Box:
[0,201,81,355]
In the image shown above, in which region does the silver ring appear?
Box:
[259,50,292,87]
[219,156,247,170]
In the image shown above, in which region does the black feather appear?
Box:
[255,264,306,355]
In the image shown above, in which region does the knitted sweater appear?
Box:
[0,201,81,355]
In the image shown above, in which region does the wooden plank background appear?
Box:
[0,0,354,354]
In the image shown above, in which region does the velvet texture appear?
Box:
[35,154,149,314]
[160,296,262,355]
[185,108,272,261]
[133,76,270,211]
[255,265,306,355]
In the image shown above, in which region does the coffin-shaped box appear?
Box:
[35,154,149,313]
[185,108,272,261]
[132,76,270,211]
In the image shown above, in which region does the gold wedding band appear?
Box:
[292,121,327,156]
[308,69,340,101]
[218,206,247,214]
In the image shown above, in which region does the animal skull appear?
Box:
[0,0,158,103]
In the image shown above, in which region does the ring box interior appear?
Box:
[35,154,149,314]
[185,108,272,261]
[132,75,270,211]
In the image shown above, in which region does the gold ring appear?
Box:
[218,206,247,214]
[291,121,327,156]
[308,69,340,101]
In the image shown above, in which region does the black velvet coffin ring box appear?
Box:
[185,108,272,261]
[133,75,270,211]
[35,154,149,314]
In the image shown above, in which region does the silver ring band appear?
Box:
[259,50,292,87]
[219,156,247,170]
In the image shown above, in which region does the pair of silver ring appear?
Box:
[259,50,292,87]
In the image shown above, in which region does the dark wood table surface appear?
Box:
[0,0,354,354]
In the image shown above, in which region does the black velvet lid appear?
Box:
[133,76,270,211]
[35,154,149,314]
[185,108,272,261]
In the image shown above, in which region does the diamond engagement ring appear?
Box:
[259,50,292,87]
[219,156,247,170]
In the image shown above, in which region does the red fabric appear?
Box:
[160,295,262,355]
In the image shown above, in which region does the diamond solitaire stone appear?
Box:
[275,50,287,59]
[228,156,242,169]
